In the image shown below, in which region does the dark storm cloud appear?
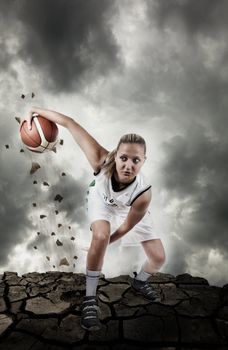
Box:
[150,0,228,36]
[0,42,12,72]
[0,150,34,266]
[0,0,121,92]
[142,1,228,270]
[161,122,228,255]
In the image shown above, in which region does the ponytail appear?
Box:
[101,148,117,178]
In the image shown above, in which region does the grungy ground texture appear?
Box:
[0,271,227,350]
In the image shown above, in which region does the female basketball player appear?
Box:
[21,107,166,331]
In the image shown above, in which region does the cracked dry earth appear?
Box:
[0,271,227,350]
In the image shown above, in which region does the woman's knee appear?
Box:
[91,220,110,245]
[153,250,166,265]
[143,239,166,265]
[92,231,110,244]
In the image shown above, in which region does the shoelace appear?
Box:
[140,282,158,296]
[82,300,100,320]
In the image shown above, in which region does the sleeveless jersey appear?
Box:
[87,168,151,211]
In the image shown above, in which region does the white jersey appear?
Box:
[85,168,159,246]
[87,168,151,210]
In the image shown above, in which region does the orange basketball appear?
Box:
[20,115,59,153]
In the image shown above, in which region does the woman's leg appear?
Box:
[87,219,111,270]
[85,219,110,297]
[131,239,166,301]
[140,238,166,274]
[81,219,110,331]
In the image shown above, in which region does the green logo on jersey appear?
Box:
[89,180,95,187]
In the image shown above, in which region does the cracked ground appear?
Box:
[0,271,227,349]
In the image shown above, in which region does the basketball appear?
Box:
[20,115,59,153]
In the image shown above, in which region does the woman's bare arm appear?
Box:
[109,189,152,244]
[21,107,109,172]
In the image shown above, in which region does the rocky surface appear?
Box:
[0,271,227,349]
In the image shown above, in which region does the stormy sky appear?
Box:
[0,0,227,286]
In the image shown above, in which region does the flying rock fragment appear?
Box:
[40,215,47,219]
[55,210,59,215]
[59,139,64,145]
[33,180,38,184]
[70,236,75,241]
[59,257,69,266]
[54,194,63,202]
[56,239,63,246]
[46,256,50,261]
[43,181,50,186]
[5,145,9,149]
[51,232,56,236]
[30,162,41,174]
[58,223,62,228]
[15,117,21,124]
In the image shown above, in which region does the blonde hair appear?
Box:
[101,134,146,178]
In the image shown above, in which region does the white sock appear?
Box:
[86,268,101,296]
[135,266,151,282]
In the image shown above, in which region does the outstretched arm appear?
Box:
[109,189,152,244]
[21,107,109,172]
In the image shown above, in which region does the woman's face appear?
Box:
[114,143,146,183]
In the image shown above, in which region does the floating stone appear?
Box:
[59,258,69,266]
[56,239,63,246]
[54,194,63,202]
[30,162,41,174]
